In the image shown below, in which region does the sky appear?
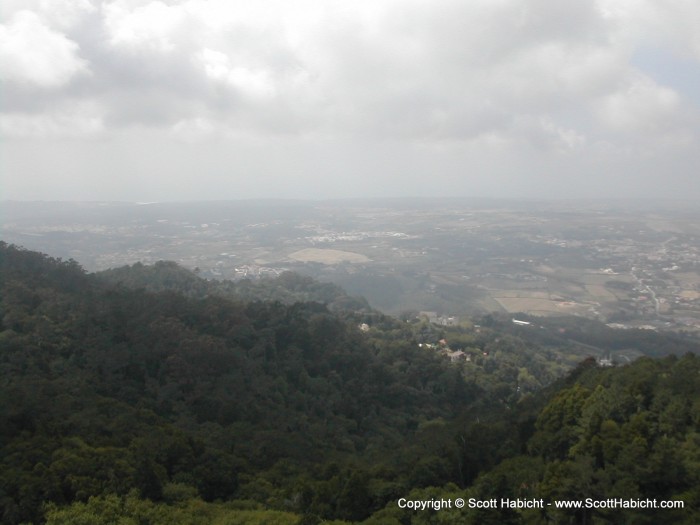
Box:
[2,0,700,202]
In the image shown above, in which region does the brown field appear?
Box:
[477,296,506,312]
[492,296,589,315]
[288,248,371,264]
[579,272,619,285]
[674,272,700,286]
[585,284,618,302]
[644,219,687,233]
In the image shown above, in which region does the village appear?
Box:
[3,200,699,332]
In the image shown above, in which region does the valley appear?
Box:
[4,199,700,332]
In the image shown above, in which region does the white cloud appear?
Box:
[40,0,96,30]
[169,117,215,142]
[199,48,275,99]
[103,0,188,52]
[2,0,699,200]
[600,0,700,59]
[3,0,96,30]
[0,10,88,87]
[596,74,684,134]
[0,102,103,138]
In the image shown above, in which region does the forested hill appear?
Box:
[0,243,471,523]
[2,242,700,524]
[97,261,371,312]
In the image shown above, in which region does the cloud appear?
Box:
[3,0,96,30]
[600,0,700,60]
[1,0,699,200]
[597,74,682,132]
[103,0,189,52]
[0,102,103,139]
[199,48,276,99]
[3,0,695,144]
[0,10,89,88]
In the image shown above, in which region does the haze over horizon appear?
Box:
[2,0,700,202]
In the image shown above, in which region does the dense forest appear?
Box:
[1,242,699,524]
[98,261,371,312]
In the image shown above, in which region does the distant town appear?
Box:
[3,199,699,332]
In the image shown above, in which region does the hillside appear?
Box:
[1,242,699,524]
[97,261,371,312]
[0,243,473,523]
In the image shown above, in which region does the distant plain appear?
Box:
[3,199,699,331]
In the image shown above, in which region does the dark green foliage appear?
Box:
[511,313,700,359]
[2,242,700,524]
[0,243,468,523]
[465,353,700,524]
[97,261,370,312]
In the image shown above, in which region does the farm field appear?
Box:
[3,199,699,331]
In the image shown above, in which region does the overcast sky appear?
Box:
[2,0,700,201]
